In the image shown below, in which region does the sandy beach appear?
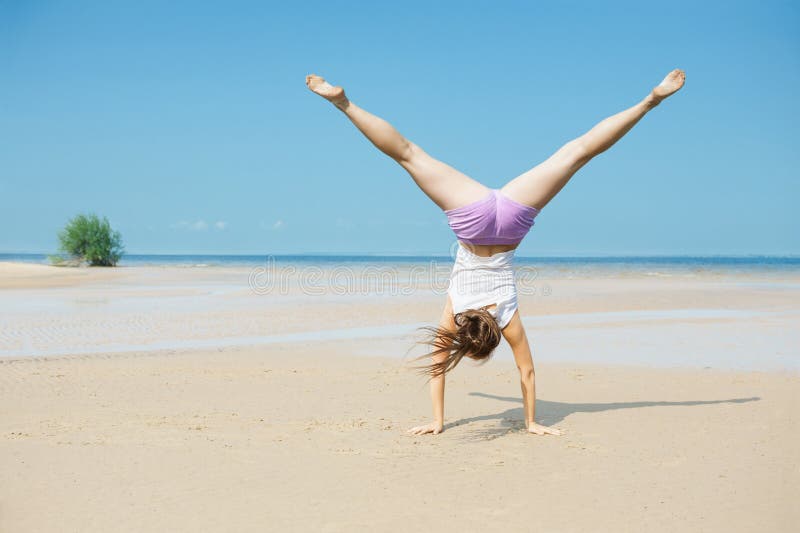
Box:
[1,261,798,532]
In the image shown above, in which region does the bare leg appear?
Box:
[501,69,686,210]
[305,74,489,211]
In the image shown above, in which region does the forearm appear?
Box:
[519,369,536,427]
[430,373,445,425]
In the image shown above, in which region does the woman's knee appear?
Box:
[554,139,592,170]
[566,139,592,164]
[398,141,421,164]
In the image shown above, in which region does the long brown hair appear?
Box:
[408,308,502,381]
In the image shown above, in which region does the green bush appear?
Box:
[55,213,125,267]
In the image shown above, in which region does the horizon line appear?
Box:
[2,251,800,260]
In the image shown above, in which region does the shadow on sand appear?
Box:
[443,392,761,440]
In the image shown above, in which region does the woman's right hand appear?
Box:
[407,421,444,435]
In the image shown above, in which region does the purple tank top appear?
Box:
[444,189,540,245]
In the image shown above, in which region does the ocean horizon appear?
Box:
[4,252,800,282]
[3,252,800,264]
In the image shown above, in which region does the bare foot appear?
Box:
[305,74,348,109]
[650,68,686,104]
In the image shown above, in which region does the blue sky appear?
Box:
[1,0,797,256]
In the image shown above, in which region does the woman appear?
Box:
[305,69,686,437]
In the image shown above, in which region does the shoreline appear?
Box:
[1,307,798,373]
[1,261,798,371]
[2,337,797,378]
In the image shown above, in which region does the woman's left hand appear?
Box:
[527,423,563,436]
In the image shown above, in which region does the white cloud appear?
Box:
[258,219,286,231]
[170,219,228,231]
[171,220,208,231]
[335,218,355,229]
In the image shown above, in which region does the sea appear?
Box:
[2,252,800,279]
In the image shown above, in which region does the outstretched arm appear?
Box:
[407,296,456,435]
[502,312,563,436]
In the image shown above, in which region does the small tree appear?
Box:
[56,213,125,266]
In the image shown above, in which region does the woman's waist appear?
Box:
[450,259,516,277]
[458,241,519,257]
[453,248,516,270]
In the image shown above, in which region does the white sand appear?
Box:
[1,262,798,531]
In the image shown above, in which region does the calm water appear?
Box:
[3,253,800,278]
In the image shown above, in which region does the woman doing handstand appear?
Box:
[305,68,686,437]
